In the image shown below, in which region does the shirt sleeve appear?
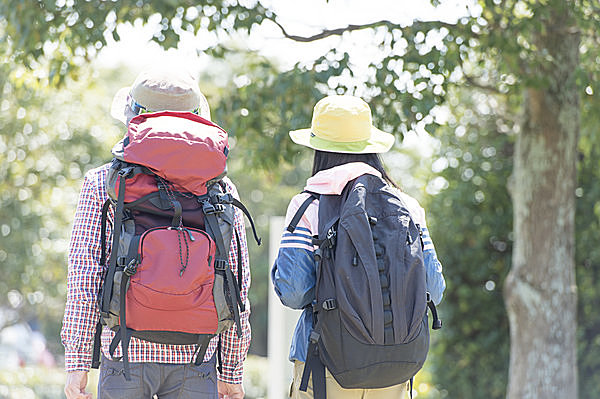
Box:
[419,218,446,306]
[61,170,105,372]
[217,180,252,384]
[397,192,446,305]
[271,194,319,310]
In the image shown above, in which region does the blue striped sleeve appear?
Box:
[420,226,446,305]
[280,227,315,252]
[271,247,316,310]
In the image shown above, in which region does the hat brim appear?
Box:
[110,86,135,125]
[289,127,395,154]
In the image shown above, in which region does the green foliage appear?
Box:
[0,57,122,349]
[575,85,600,399]
[210,53,328,169]
[0,365,67,398]
[228,158,313,356]
[425,87,515,399]
[3,1,600,397]
[426,76,600,398]
[0,0,271,85]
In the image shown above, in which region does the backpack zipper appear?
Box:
[137,226,213,276]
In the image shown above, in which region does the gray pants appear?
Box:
[98,355,218,399]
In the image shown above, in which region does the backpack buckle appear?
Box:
[214,193,233,204]
[325,228,336,248]
[214,258,228,271]
[118,167,134,178]
[309,331,320,343]
[322,298,337,311]
[203,201,225,215]
[314,248,322,262]
[124,259,138,276]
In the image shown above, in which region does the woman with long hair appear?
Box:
[271,95,446,399]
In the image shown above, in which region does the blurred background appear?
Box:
[0,0,599,398]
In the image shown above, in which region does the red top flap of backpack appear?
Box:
[123,111,228,196]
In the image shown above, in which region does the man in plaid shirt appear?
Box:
[61,65,251,399]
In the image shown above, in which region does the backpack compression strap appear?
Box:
[91,199,113,369]
[299,331,326,399]
[100,169,129,316]
[298,232,333,399]
[234,229,244,310]
[287,192,319,233]
[94,170,128,370]
[202,200,244,338]
[99,168,137,380]
[298,196,340,399]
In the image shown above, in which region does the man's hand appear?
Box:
[218,380,245,399]
[65,370,92,399]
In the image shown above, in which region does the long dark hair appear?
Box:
[311,150,399,189]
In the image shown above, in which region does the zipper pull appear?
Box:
[185,228,195,242]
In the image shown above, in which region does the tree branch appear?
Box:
[463,74,503,94]
[268,17,458,42]
[457,53,503,95]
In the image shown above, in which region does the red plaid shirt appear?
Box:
[61,163,251,384]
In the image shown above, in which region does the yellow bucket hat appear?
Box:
[289,95,395,154]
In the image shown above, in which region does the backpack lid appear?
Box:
[114,111,229,196]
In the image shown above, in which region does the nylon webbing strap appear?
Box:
[119,272,132,381]
[126,236,141,263]
[299,339,326,399]
[225,267,242,336]
[216,335,223,375]
[101,174,126,314]
[91,322,103,369]
[203,204,227,256]
[203,205,243,338]
[428,300,442,330]
[287,193,318,233]
[100,199,111,267]
[109,330,122,361]
[233,228,246,312]
[231,197,261,245]
[193,335,212,366]
[171,199,182,227]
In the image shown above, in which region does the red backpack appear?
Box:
[91,111,260,380]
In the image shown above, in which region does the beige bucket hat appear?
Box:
[110,64,211,125]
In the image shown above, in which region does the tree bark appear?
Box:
[504,4,580,399]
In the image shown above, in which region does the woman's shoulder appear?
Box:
[392,189,427,227]
[284,192,320,231]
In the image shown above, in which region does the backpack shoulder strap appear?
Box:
[287,191,319,233]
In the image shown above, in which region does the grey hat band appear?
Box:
[128,95,200,116]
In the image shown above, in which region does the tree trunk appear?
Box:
[504,4,580,399]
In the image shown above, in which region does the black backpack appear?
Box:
[287,174,441,398]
